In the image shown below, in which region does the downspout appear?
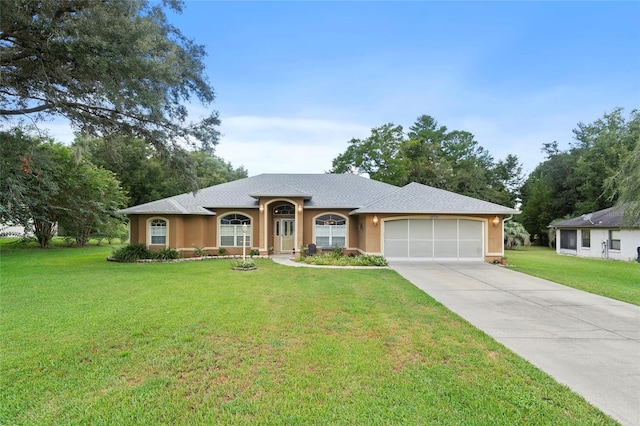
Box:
[501,215,513,257]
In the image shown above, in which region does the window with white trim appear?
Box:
[220,214,251,247]
[150,219,167,245]
[581,230,591,248]
[609,230,621,250]
[315,214,346,248]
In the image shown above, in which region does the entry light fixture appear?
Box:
[298,204,303,212]
[259,204,264,212]
[373,215,379,226]
[492,216,500,227]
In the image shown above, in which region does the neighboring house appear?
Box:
[119,174,519,262]
[553,206,640,261]
[0,224,33,238]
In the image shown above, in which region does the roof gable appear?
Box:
[249,184,313,199]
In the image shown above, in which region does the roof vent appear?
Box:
[582,213,594,224]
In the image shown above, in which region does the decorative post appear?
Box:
[242,223,247,261]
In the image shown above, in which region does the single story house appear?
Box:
[553,206,640,261]
[119,173,519,262]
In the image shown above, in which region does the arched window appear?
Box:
[315,214,346,248]
[220,214,251,247]
[273,204,295,215]
[150,219,167,245]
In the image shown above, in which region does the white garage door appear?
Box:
[384,219,484,261]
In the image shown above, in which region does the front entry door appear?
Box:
[276,219,295,252]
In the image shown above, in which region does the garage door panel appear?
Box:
[459,219,482,235]
[409,219,432,239]
[385,220,408,239]
[409,240,433,257]
[434,241,458,258]
[385,240,408,257]
[384,218,484,261]
[434,219,457,238]
[459,240,483,258]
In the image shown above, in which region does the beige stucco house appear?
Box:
[119,173,519,262]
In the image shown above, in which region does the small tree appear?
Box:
[504,221,531,250]
[1,130,127,247]
[57,162,128,246]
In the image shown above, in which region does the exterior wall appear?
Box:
[127,211,509,261]
[127,214,229,257]
[556,228,640,261]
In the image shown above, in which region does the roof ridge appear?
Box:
[355,184,405,210]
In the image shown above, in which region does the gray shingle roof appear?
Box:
[351,182,520,215]
[118,174,399,214]
[553,206,640,228]
[118,174,519,216]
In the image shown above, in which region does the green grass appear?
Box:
[1,241,616,425]
[506,246,640,306]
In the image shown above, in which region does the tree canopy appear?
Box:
[0,0,219,157]
[0,129,128,247]
[73,135,248,207]
[520,108,639,244]
[329,115,523,207]
[606,137,640,224]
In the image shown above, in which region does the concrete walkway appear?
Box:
[388,261,640,426]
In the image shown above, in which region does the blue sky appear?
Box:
[47,1,640,176]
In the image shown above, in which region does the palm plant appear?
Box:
[504,221,531,249]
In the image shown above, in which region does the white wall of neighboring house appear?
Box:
[556,228,640,261]
[0,225,32,237]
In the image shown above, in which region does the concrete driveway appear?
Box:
[389,261,640,426]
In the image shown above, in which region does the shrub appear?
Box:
[249,249,260,257]
[111,243,152,262]
[231,258,256,269]
[192,244,208,256]
[301,253,387,267]
[153,247,180,260]
[218,247,227,255]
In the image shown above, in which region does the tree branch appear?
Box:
[0,103,54,115]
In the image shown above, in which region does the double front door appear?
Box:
[275,219,295,252]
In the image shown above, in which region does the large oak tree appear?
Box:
[1,0,219,157]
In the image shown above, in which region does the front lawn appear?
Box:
[506,246,640,306]
[1,242,616,424]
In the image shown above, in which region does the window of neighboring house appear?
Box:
[220,214,251,247]
[609,230,621,250]
[559,229,577,250]
[315,214,346,248]
[581,230,591,248]
[150,219,167,245]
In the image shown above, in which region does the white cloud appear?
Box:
[215,116,371,175]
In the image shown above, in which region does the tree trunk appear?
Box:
[34,219,54,248]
